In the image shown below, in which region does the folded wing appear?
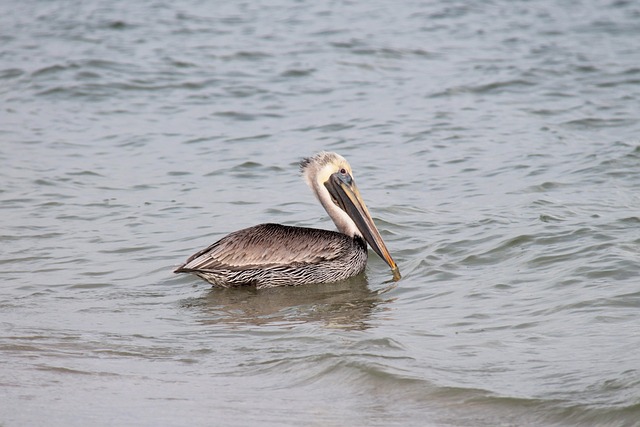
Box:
[175,223,352,272]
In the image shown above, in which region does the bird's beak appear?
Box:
[325,172,401,281]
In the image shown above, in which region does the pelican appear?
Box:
[174,151,400,288]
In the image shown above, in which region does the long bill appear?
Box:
[325,172,401,281]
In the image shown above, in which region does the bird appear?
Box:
[174,151,400,288]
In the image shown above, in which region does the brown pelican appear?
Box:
[174,151,400,288]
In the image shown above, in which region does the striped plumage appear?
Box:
[177,224,367,288]
[174,152,400,288]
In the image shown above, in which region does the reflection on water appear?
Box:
[180,276,395,330]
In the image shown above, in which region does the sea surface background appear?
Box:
[2,0,640,426]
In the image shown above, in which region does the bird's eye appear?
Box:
[340,168,347,175]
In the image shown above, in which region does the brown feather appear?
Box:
[175,224,350,272]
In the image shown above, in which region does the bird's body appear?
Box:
[177,223,367,288]
[174,152,399,288]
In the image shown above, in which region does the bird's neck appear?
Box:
[315,183,361,238]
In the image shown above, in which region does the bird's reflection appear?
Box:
[180,274,396,331]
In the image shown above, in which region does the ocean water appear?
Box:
[1,0,640,426]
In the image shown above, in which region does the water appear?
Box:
[2,0,640,425]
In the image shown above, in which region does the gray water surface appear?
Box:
[2,0,640,426]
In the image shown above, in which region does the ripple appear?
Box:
[279,68,316,77]
[562,117,637,129]
[431,79,536,97]
[0,68,24,79]
[2,0,640,426]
